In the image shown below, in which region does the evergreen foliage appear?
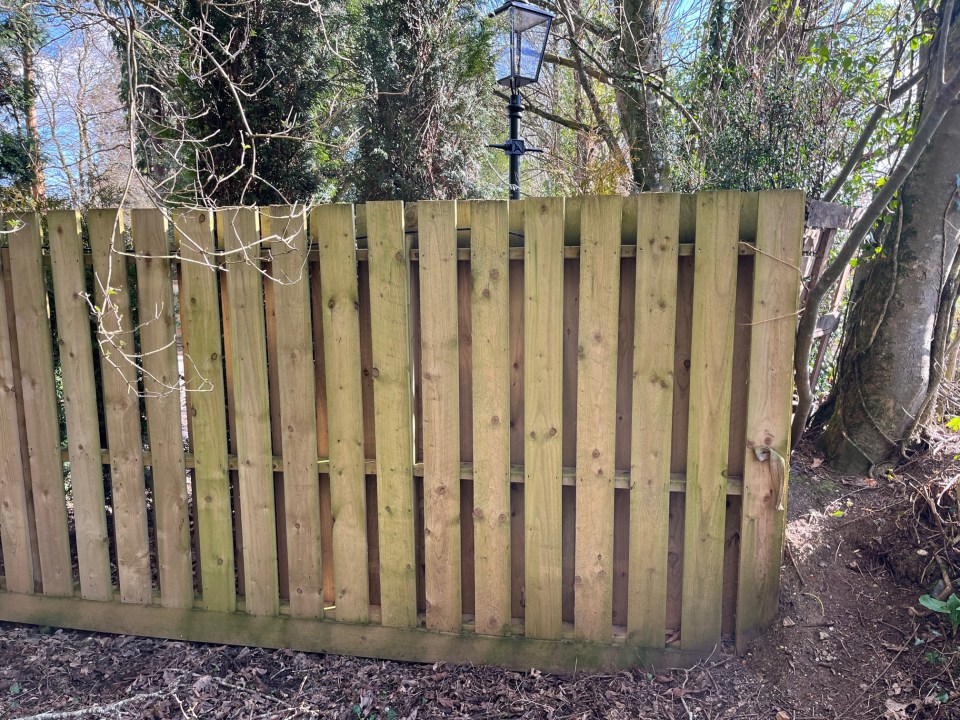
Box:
[350,0,495,202]
[120,0,343,205]
[0,9,40,203]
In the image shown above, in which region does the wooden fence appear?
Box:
[0,191,803,672]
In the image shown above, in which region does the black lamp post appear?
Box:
[488,1,554,200]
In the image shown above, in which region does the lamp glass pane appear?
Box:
[517,13,549,81]
[492,9,515,85]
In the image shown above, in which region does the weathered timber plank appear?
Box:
[314,204,370,623]
[470,200,512,636]
[366,201,418,628]
[264,205,324,619]
[132,209,194,609]
[176,210,236,612]
[573,196,622,643]
[219,208,279,616]
[418,200,462,633]
[736,190,804,650]
[0,243,42,592]
[0,237,35,594]
[523,197,565,640]
[7,214,72,597]
[0,592,711,674]
[47,210,112,601]
[680,192,741,652]
[627,194,681,646]
[89,209,152,604]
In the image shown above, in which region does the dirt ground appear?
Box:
[3,438,960,720]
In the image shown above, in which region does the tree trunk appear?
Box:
[820,32,960,472]
[615,0,664,191]
[21,36,45,201]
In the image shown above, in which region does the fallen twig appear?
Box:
[14,689,168,719]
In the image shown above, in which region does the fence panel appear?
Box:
[0,192,803,672]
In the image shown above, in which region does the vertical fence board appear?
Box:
[470,201,511,635]
[367,201,418,628]
[7,213,73,597]
[681,192,740,652]
[523,197,565,640]
[574,196,622,643]
[132,209,193,608]
[314,204,370,623]
[419,200,462,633]
[736,190,804,650]
[627,194,680,646]
[176,210,236,612]
[219,208,279,616]
[89,209,152,604]
[1,244,42,591]
[264,206,325,619]
[48,210,112,601]
[0,241,35,594]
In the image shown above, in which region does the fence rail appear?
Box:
[0,191,803,671]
